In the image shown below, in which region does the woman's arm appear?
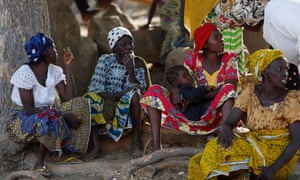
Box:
[98,84,141,101]
[202,79,237,100]
[218,108,245,148]
[168,86,181,105]
[181,85,208,102]
[257,121,300,179]
[19,88,38,115]
[202,88,219,99]
[56,47,75,101]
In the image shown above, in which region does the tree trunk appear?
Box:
[0,0,50,173]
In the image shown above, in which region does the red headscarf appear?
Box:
[193,23,217,54]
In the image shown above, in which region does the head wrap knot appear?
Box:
[107,26,133,50]
[24,32,54,64]
[193,23,217,54]
[247,49,285,82]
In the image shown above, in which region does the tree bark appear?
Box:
[0,0,50,173]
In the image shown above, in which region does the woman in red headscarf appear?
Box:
[140,23,239,151]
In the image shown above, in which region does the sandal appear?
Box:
[61,156,83,164]
[34,165,51,177]
[111,170,121,180]
[48,153,81,163]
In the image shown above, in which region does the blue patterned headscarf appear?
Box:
[24,32,54,64]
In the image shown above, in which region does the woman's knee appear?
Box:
[223,98,234,108]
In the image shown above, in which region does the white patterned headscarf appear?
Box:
[230,0,267,26]
[107,26,133,50]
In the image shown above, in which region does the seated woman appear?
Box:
[188,49,300,180]
[84,26,150,160]
[7,33,90,172]
[140,23,239,151]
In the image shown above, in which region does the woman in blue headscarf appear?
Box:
[7,33,91,173]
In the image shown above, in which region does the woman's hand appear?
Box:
[63,112,82,130]
[122,53,135,71]
[169,86,181,105]
[206,86,216,91]
[181,99,190,112]
[217,124,235,149]
[63,47,74,65]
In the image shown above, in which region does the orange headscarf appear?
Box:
[194,23,217,54]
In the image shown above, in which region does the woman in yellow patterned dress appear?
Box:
[188,49,300,180]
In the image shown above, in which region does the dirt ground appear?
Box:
[2,1,300,180]
[2,124,300,180]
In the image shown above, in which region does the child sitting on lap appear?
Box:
[165,65,214,120]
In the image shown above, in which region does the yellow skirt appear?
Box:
[188,129,298,180]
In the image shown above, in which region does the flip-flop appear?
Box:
[61,156,83,164]
[111,170,121,180]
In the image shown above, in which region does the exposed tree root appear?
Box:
[5,170,48,180]
[135,158,189,178]
[120,147,202,180]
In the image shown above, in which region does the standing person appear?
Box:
[140,23,239,151]
[188,49,300,180]
[263,0,300,71]
[143,0,191,64]
[91,0,136,30]
[7,33,90,172]
[84,26,149,160]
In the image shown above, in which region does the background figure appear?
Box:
[73,0,99,22]
[140,23,238,151]
[189,49,300,180]
[84,27,150,160]
[115,0,128,11]
[263,0,300,71]
[143,0,192,64]
[91,0,136,30]
[7,33,90,173]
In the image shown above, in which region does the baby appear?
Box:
[165,65,213,120]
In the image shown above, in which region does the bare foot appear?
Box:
[34,163,51,177]
[131,147,143,159]
[82,148,102,161]
[33,161,44,170]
